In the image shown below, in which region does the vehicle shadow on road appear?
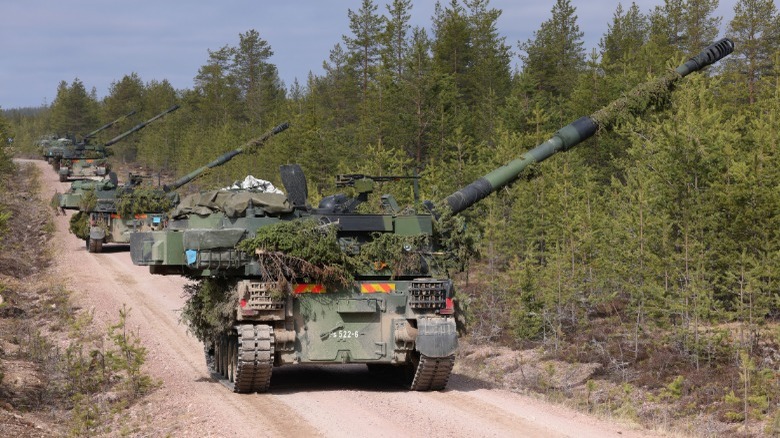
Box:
[195,364,492,394]
[78,244,130,253]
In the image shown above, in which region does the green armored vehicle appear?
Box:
[130,39,734,393]
[42,111,136,170]
[68,173,171,253]
[58,105,179,182]
[37,133,60,163]
[41,136,73,170]
[69,123,289,253]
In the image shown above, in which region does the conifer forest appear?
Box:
[3,0,780,433]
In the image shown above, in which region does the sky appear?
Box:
[0,0,738,109]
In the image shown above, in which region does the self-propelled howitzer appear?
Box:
[129,39,733,395]
[58,105,180,182]
[76,122,289,253]
[58,122,289,212]
[43,110,136,169]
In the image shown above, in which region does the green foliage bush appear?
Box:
[65,306,158,435]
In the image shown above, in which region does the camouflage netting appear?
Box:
[172,189,292,219]
[115,187,175,218]
[590,70,680,128]
[79,149,109,159]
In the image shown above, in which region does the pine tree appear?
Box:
[232,29,285,127]
[684,0,721,53]
[136,79,180,173]
[518,0,585,99]
[381,0,412,80]
[192,45,241,127]
[648,0,720,56]
[629,75,735,366]
[432,0,473,96]
[102,73,145,162]
[400,27,436,167]
[463,0,512,142]
[599,2,649,72]
[724,0,780,105]
[344,0,383,97]
[49,78,99,139]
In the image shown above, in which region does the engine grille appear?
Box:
[408,279,449,311]
[245,281,285,311]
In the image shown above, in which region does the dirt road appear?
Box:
[34,159,661,437]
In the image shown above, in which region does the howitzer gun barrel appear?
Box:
[163,122,289,192]
[104,105,180,147]
[82,110,137,140]
[441,38,734,215]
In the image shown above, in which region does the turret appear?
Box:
[162,122,289,192]
[436,38,734,216]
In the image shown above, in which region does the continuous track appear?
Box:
[207,324,274,393]
[410,354,455,391]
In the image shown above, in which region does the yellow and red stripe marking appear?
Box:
[360,283,395,294]
[294,284,326,294]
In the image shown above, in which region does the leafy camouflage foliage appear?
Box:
[115,187,175,218]
[69,211,89,240]
[180,278,238,342]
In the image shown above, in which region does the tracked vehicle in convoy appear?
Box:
[58,105,179,182]
[42,110,137,170]
[66,123,289,253]
[130,39,734,393]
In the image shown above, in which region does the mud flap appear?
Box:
[415,317,457,358]
[89,226,106,241]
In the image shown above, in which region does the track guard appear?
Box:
[415,317,457,358]
[89,226,106,241]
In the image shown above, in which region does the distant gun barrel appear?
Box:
[104,104,180,147]
[163,122,290,192]
[439,38,734,216]
[82,110,137,140]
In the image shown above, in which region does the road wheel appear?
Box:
[217,336,226,377]
[226,336,237,383]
